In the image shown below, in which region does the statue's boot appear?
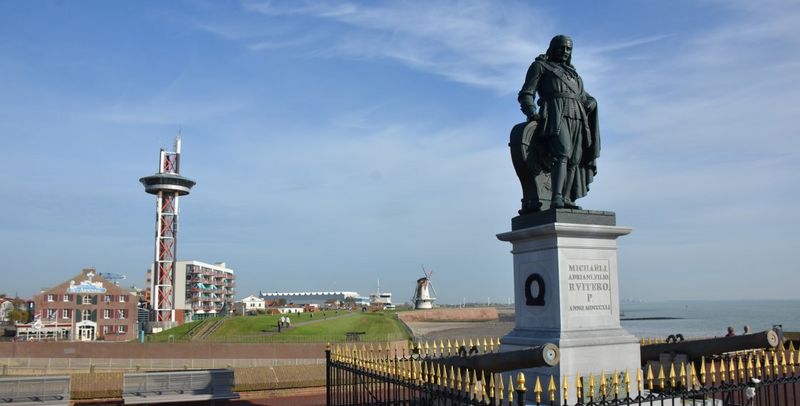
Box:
[550,158,567,209]
[562,164,581,209]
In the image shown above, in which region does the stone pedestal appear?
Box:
[497,210,640,404]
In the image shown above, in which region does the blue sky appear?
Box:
[1,1,798,303]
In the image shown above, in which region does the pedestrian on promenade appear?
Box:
[725,326,736,337]
[743,325,751,334]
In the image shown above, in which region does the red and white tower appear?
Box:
[140,137,195,325]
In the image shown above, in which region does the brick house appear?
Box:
[19,268,138,341]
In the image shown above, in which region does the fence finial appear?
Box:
[755,352,763,378]
[488,371,495,399]
[624,369,631,395]
[773,351,781,376]
[548,375,556,402]
[449,365,455,389]
[533,375,542,403]
[600,371,607,397]
[508,375,514,403]
[498,373,505,401]
[562,374,568,401]
[669,363,676,387]
[613,369,620,396]
[480,370,488,400]
[636,368,643,392]
[657,364,666,389]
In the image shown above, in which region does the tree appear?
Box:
[8,308,29,324]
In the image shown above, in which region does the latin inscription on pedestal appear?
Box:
[566,259,611,313]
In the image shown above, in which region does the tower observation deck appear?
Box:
[140,136,195,325]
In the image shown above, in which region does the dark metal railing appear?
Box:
[326,340,800,405]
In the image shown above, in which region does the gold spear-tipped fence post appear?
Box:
[497,373,505,403]
[515,372,527,406]
[576,373,583,403]
[624,369,631,397]
[589,372,596,401]
[737,355,745,381]
[728,357,736,382]
[636,368,644,395]
[548,375,556,403]
[657,365,666,390]
[600,371,608,399]
[507,376,514,405]
[646,364,654,391]
[533,376,542,405]
[480,370,488,402]
[448,366,455,391]
[669,363,677,388]
[562,374,569,403]
[699,358,707,385]
[488,371,496,402]
[709,358,717,385]
[456,366,463,393]
[678,362,686,388]
[755,351,763,378]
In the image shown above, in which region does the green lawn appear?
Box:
[275,311,409,341]
[147,311,410,343]
[148,319,204,342]
[211,314,283,336]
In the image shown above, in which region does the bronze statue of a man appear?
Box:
[515,35,600,211]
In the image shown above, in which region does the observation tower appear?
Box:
[140,136,195,325]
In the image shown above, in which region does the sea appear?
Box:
[619,300,800,340]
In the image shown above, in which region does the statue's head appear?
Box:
[547,35,573,65]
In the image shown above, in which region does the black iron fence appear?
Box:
[326,339,800,405]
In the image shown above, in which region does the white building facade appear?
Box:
[238,295,265,314]
[259,291,359,306]
[148,260,235,322]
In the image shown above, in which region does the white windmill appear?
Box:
[411,266,437,309]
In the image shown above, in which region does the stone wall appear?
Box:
[0,341,326,359]
[397,307,498,323]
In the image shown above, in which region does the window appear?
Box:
[46,309,57,320]
[103,325,110,334]
[117,325,127,334]
[47,294,55,302]
[103,309,111,319]
[82,295,91,304]
[63,294,70,302]
[62,309,72,319]
[119,295,127,303]
[82,310,91,320]
[104,295,112,303]
[118,309,127,320]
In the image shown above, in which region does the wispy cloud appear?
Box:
[242,1,551,93]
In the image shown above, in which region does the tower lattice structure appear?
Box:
[140,137,195,323]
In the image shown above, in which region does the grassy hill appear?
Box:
[148,311,410,343]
